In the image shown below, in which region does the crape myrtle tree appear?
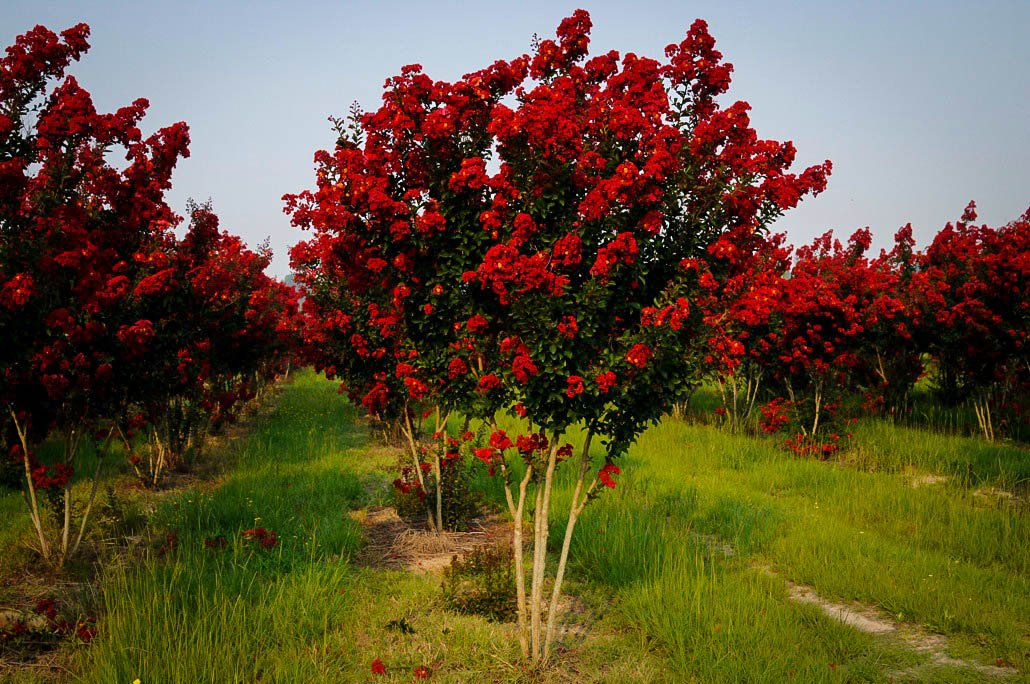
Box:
[1,23,302,562]
[289,238,455,530]
[0,24,190,564]
[855,224,924,415]
[749,229,924,456]
[698,231,792,429]
[123,202,303,486]
[288,10,830,661]
[287,45,525,534]
[915,203,1029,440]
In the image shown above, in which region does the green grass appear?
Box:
[1,371,1026,682]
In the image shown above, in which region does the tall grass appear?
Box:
[2,371,1025,682]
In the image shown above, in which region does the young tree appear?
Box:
[699,232,792,428]
[915,203,1029,439]
[289,10,830,660]
[0,23,190,564]
[124,202,302,486]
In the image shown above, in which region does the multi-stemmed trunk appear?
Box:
[9,409,112,568]
[399,404,449,534]
[500,427,597,663]
[717,369,763,430]
[971,390,995,441]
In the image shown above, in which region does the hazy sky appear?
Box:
[3,1,1028,277]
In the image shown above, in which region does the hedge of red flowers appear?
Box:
[0,24,302,567]
[706,204,1028,451]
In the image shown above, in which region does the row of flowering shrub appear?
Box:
[0,24,303,567]
[288,9,833,662]
[702,203,1028,451]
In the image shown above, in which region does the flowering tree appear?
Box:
[290,10,830,661]
[698,231,792,428]
[123,202,302,486]
[0,23,190,564]
[855,224,924,414]
[748,229,927,454]
[0,24,301,562]
[915,203,1029,439]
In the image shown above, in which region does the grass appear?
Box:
[1,370,1026,682]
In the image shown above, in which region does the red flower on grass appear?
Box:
[371,658,386,675]
[242,527,278,548]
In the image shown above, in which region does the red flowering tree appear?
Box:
[1,24,300,560]
[740,225,929,455]
[854,224,924,414]
[914,203,1029,439]
[698,232,792,428]
[0,23,190,564]
[122,202,302,486]
[290,10,830,660]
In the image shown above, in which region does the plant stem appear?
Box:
[402,406,437,533]
[501,459,534,658]
[543,429,593,659]
[10,408,50,561]
[70,427,114,558]
[530,437,559,660]
[59,426,82,564]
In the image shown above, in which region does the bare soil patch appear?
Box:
[351,506,512,573]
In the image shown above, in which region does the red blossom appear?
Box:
[625,343,652,369]
[595,371,617,393]
[511,354,539,383]
[477,374,501,393]
[598,463,620,488]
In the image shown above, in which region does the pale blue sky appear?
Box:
[3,1,1028,276]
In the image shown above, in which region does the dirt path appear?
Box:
[746,558,1021,679]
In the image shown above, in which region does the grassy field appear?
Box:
[1,370,1027,683]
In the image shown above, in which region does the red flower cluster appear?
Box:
[598,463,621,489]
[565,375,585,398]
[242,527,278,549]
[0,597,97,646]
[31,463,74,490]
[625,344,652,369]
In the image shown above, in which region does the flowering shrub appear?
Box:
[0,598,96,660]
[441,543,517,622]
[289,9,829,661]
[914,204,1029,439]
[393,447,479,531]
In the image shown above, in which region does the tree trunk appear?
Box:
[502,462,534,658]
[544,430,593,659]
[10,409,50,561]
[529,438,559,660]
[401,406,437,533]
